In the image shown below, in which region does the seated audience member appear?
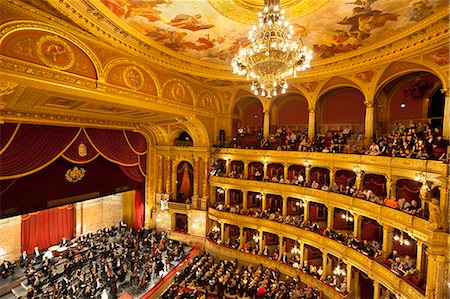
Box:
[404,200,420,214]
[60,236,69,247]
[311,180,319,189]
[385,197,399,209]
[0,260,12,278]
[32,246,41,263]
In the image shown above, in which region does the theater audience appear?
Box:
[162,253,323,299]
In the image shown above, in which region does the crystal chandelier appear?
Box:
[231,0,313,99]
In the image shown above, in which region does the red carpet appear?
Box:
[140,248,199,299]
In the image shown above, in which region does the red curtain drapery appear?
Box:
[0,124,147,180]
[21,205,74,253]
[176,162,193,200]
[310,167,330,186]
[287,165,305,180]
[267,163,283,178]
[335,170,356,187]
[134,188,145,230]
[363,174,387,196]
[231,161,244,173]
[396,179,421,203]
[0,125,80,179]
[248,162,263,178]
[360,218,381,241]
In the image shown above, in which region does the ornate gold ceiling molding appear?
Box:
[16,0,445,81]
[207,0,328,24]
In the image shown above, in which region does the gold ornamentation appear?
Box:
[0,82,18,96]
[65,166,86,183]
[36,35,75,70]
[172,83,186,101]
[78,142,87,157]
[429,198,443,231]
[122,65,144,90]
[356,71,375,83]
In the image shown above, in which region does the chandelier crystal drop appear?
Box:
[231,0,313,99]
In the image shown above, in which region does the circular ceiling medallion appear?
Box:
[207,0,329,24]
[36,35,75,70]
[122,65,145,90]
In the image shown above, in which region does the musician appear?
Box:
[120,220,127,231]
[0,260,11,278]
[20,251,29,268]
[60,236,69,247]
[31,246,41,263]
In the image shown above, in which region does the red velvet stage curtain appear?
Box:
[268,163,283,178]
[21,205,74,253]
[0,125,80,179]
[119,165,145,183]
[360,218,381,241]
[177,162,193,200]
[124,131,147,154]
[363,174,386,196]
[335,170,356,187]
[396,179,421,203]
[0,123,19,153]
[287,165,305,180]
[62,130,99,163]
[134,188,145,230]
[310,167,330,186]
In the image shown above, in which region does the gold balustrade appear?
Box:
[205,240,347,299]
[208,209,425,299]
[215,149,446,181]
[168,202,190,211]
[209,176,437,245]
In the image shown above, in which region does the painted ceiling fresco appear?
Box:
[99,0,448,64]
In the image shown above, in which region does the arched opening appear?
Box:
[318,88,366,136]
[271,93,309,132]
[175,161,194,203]
[174,131,193,147]
[232,97,263,144]
[376,72,443,133]
[174,213,188,233]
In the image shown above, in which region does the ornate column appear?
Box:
[224,188,230,206]
[283,163,289,180]
[201,157,209,210]
[239,226,245,250]
[164,155,171,195]
[303,200,310,222]
[278,236,284,261]
[353,271,360,299]
[322,251,329,279]
[386,175,393,198]
[425,251,446,299]
[346,264,353,293]
[373,281,380,299]
[263,109,270,138]
[243,160,249,179]
[258,229,264,254]
[261,193,267,211]
[329,168,335,186]
[210,186,217,205]
[263,161,268,178]
[242,190,248,212]
[192,157,199,208]
[282,194,288,217]
[364,100,374,142]
[299,242,305,265]
[304,163,311,184]
[416,240,423,279]
[308,108,316,140]
[326,206,335,230]
[225,158,231,176]
[382,226,394,259]
[353,213,362,239]
[221,222,228,244]
[442,89,450,139]
[157,155,163,193]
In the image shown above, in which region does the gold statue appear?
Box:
[428,198,443,231]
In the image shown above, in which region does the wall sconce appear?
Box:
[341,211,354,222]
[217,188,225,195]
[394,231,411,246]
[212,225,220,233]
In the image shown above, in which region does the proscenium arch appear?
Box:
[0,20,103,80]
[103,58,162,96]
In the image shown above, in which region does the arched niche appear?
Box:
[174,131,193,147]
[232,96,263,134]
[375,71,443,133]
[270,93,309,131]
[317,88,366,134]
[175,161,194,203]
